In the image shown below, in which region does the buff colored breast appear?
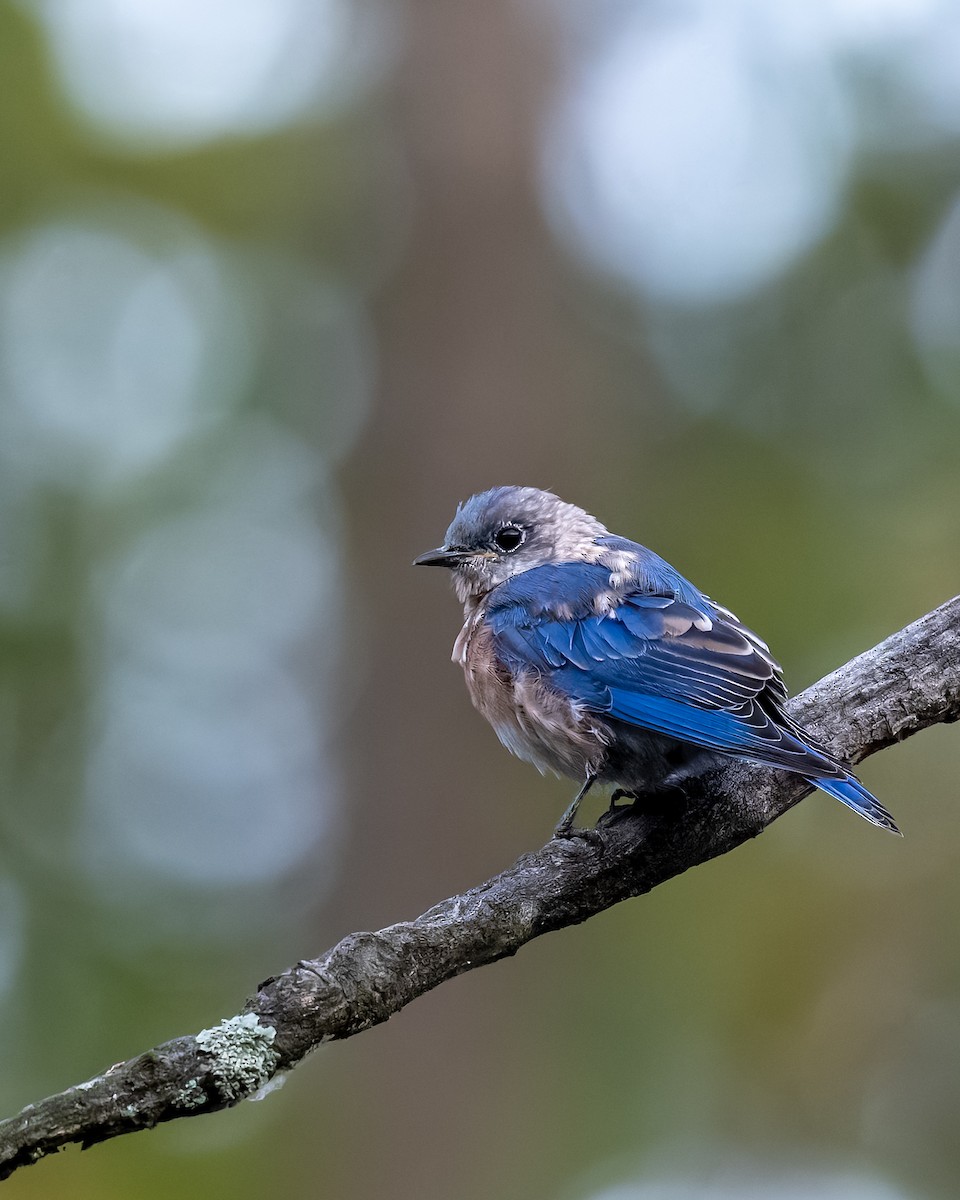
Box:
[453,611,606,780]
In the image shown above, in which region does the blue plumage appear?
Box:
[416,487,900,836]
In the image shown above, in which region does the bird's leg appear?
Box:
[553,772,599,840]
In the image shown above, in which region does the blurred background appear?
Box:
[0,1,958,1197]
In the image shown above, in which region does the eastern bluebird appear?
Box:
[415,486,899,838]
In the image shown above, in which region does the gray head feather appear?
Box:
[425,486,608,604]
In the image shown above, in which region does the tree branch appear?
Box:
[2,596,958,1180]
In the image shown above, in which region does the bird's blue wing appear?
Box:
[483,560,899,833]
[487,565,833,776]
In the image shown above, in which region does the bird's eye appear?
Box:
[494,525,525,553]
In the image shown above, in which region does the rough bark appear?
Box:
[0,595,957,1180]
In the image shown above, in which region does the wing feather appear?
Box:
[488,581,830,776]
[482,558,897,831]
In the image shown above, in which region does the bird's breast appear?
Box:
[453,614,606,780]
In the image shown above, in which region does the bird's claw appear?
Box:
[552,822,604,851]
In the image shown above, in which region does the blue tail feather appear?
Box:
[811,774,901,835]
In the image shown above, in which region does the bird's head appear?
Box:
[414,486,607,604]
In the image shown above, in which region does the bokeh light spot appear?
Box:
[32,0,388,149]
[0,208,251,488]
[544,3,853,304]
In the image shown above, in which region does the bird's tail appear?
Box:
[811,773,901,835]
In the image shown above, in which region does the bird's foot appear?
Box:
[552,821,604,851]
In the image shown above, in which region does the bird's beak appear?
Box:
[413,546,469,568]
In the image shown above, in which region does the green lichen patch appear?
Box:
[194,1013,280,1104]
[173,1078,206,1110]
